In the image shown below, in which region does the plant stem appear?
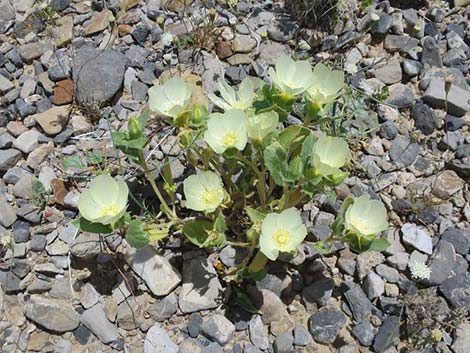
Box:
[138,151,176,221]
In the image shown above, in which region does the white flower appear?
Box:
[183,171,225,212]
[312,135,349,176]
[204,109,248,154]
[148,77,192,117]
[268,56,314,97]
[409,260,431,280]
[260,208,308,261]
[306,63,345,106]
[344,194,389,237]
[78,175,129,225]
[208,78,256,112]
[247,111,279,141]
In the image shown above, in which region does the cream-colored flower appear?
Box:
[183,171,225,213]
[78,175,129,225]
[260,208,307,261]
[204,109,248,154]
[311,135,349,176]
[268,56,314,97]
[306,63,345,105]
[247,111,279,141]
[344,195,388,237]
[208,78,256,111]
[148,77,192,117]
[409,260,431,280]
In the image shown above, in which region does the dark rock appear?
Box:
[389,136,420,167]
[11,259,30,278]
[373,316,400,353]
[402,59,422,77]
[371,14,393,34]
[2,271,21,293]
[427,240,456,285]
[131,25,150,45]
[293,325,311,346]
[379,297,401,315]
[52,0,71,11]
[423,78,470,116]
[352,321,375,346]
[31,234,47,251]
[443,48,466,66]
[302,277,335,307]
[421,37,443,67]
[187,312,203,338]
[12,220,30,243]
[273,331,294,353]
[267,18,298,42]
[379,121,398,140]
[73,44,126,106]
[344,286,373,321]
[385,83,415,108]
[447,115,467,131]
[440,272,470,309]
[441,228,470,255]
[411,102,438,135]
[383,35,420,59]
[309,309,346,344]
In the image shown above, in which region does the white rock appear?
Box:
[144,323,178,353]
[401,223,433,255]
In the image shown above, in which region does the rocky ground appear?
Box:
[0,0,469,352]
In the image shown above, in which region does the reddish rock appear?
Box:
[53,79,74,105]
[216,41,233,59]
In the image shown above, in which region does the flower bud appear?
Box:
[128,117,143,139]
[189,105,208,128]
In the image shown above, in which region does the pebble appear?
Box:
[373,316,400,353]
[352,321,375,346]
[249,315,269,350]
[201,314,236,345]
[33,105,70,136]
[309,309,346,344]
[81,303,119,344]
[401,223,433,254]
[144,323,178,353]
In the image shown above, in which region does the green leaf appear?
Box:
[213,212,227,234]
[301,134,316,165]
[72,217,114,234]
[86,151,103,165]
[278,125,310,150]
[61,156,87,170]
[183,220,225,248]
[246,207,267,223]
[264,141,288,185]
[233,288,259,314]
[126,220,150,248]
[311,241,335,255]
[147,224,170,242]
[331,196,354,234]
[368,238,391,252]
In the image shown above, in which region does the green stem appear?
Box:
[138,152,176,221]
[239,154,267,208]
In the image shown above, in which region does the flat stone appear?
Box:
[389,136,420,167]
[440,228,470,255]
[126,246,181,297]
[411,102,438,135]
[249,315,269,350]
[374,57,402,84]
[302,277,335,308]
[73,45,126,106]
[81,303,119,344]
[352,321,375,346]
[13,130,40,153]
[25,295,80,332]
[427,240,456,285]
[85,9,111,36]
[247,285,288,324]
[440,272,470,310]
[232,35,256,53]
[432,170,464,199]
[452,321,470,353]
[0,148,22,171]
[356,251,385,279]
[363,272,385,299]
[18,42,52,63]
[53,79,74,105]
[80,283,100,309]
[33,105,70,135]
[144,323,178,353]
[385,83,415,108]
[401,223,433,255]
[148,292,178,322]
[293,325,312,346]
[201,314,236,345]
[309,309,346,344]
[423,78,470,116]
[0,74,14,93]
[52,15,73,47]
[273,330,294,353]
[344,286,373,321]
[0,200,18,228]
[373,316,399,353]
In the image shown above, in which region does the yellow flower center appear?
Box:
[351,219,372,235]
[273,229,291,248]
[201,189,220,208]
[222,131,238,147]
[99,204,120,217]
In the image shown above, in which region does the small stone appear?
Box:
[247,286,288,324]
[387,252,410,271]
[427,240,456,285]
[344,286,373,321]
[423,78,470,117]
[374,57,402,84]
[268,18,297,42]
[352,321,375,346]
[85,9,111,36]
[53,79,74,105]
[440,228,470,255]
[401,223,433,255]
[389,136,420,167]
[126,247,181,297]
[148,292,178,322]
[411,102,438,135]
[0,148,22,171]
[52,15,73,47]
[219,245,249,267]
[201,314,236,345]
[309,309,346,344]
[25,295,80,332]
[0,74,14,94]
[81,303,119,344]
[12,221,30,243]
[80,283,100,309]
[452,321,470,353]
[373,316,399,353]
[375,264,400,283]
[33,105,70,135]
[232,35,256,53]
[356,251,385,279]
[293,325,311,346]
[302,276,335,307]
[18,42,52,63]
[249,315,269,350]
[273,331,294,353]
[421,36,442,67]
[432,170,464,199]
[363,272,385,299]
[216,41,233,59]
[144,323,178,353]
[187,313,203,338]
[13,130,40,153]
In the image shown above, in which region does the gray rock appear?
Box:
[344,286,373,321]
[25,295,80,332]
[126,246,181,297]
[0,74,14,93]
[374,57,402,84]
[352,321,375,346]
[201,314,236,345]
[148,292,178,322]
[246,286,288,324]
[443,48,466,66]
[411,103,438,135]
[71,232,100,258]
[363,272,385,299]
[441,228,470,255]
[309,309,346,344]
[80,283,100,309]
[379,121,398,140]
[383,35,420,59]
[249,315,269,350]
[179,257,222,313]
[389,136,420,167]
[73,45,126,106]
[375,264,400,283]
[18,42,52,63]
[421,37,442,67]
[219,245,249,267]
[12,221,29,243]
[0,148,22,171]
[385,83,415,108]
[401,223,433,254]
[302,276,334,307]
[402,59,421,77]
[371,13,393,34]
[373,316,400,353]
[293,325,311,346]
[452,321,470,353]
[244,344,261,353]
[144,323,178,353]
[440,272,470,309]
[267,18,297,42]
[81,303,119,344]
[187,312,203,338]
[273,331,294,353]
[423,78,470,117]
[427,240,456,285]
[12,130,40,153]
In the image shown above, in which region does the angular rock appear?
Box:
[81,303,119,344]
[363,272,385,299]
[148,292,178,322]
[373,316,399,353]
[401,223,433,255]
[344,286,373,321]
[126,246,181,297]
[201,314,236,345]
[0,198,17,227]
[273,330,294,353]
[25,295,80,332]
[309,309,346,344]
[247,285,288,324]
[423,78,470,116]
[389,136,420,167]
[249,315,269,350]
[73,45,126,106]
[427,240,456,285]
[302,276,334,307]
[374,57,402,84]
[411,102,438,135]
[85,9,111,36]
[144,323,178,353]
[179,257,222,313]
[440,228,470,255]
[18,42,52,63]
[432,170,464,199]
[440,272,470,309]
[0,148,22,171]
[452,321,470,353]
[33,105,70,135]
[352,321,375,347]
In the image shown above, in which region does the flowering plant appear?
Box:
[74,56,390,280]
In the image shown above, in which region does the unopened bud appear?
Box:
[128,117,143,139]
